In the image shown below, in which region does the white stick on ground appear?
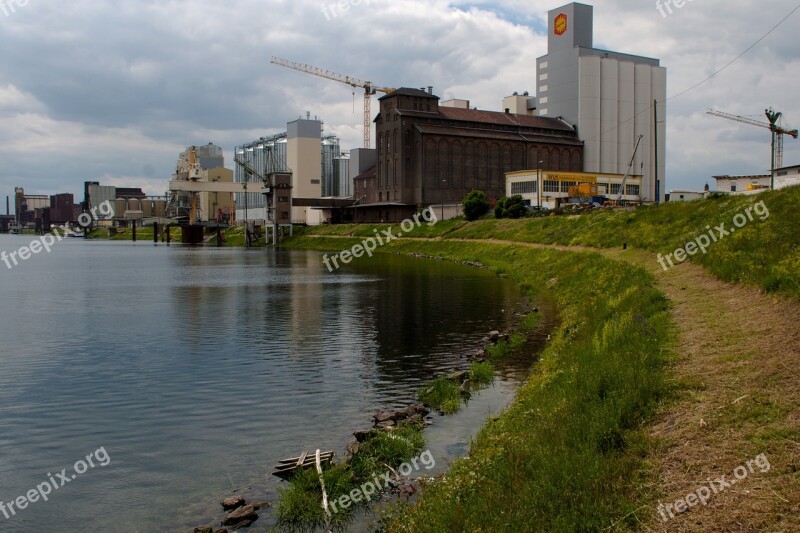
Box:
[316,449,332,532]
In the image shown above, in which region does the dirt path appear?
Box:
[454,238,800,531]
[305,235,800,529]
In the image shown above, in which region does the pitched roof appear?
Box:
[436,106,574,131]
[380,87,438,100]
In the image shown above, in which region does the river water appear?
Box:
[0,235,551,532]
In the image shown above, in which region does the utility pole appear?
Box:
[536,159,543,208]
[654,99,660,204]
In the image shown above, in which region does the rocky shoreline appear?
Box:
[192,319,532,531]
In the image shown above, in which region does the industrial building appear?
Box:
[49,193,76,224]
[668,189,708,202]
[713,165,800,194]
[13,188,48,226]
[536,2,666,202]
[368,87,584,222]
[505,170,643,210]
[170,144,235,223]
[84,182,166,225]
[235,117,342,225]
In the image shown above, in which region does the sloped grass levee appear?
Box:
[375,241,674,531]
[296,186,800,298]
[282,235,676,530]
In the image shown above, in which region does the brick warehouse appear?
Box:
[360,87,583,222]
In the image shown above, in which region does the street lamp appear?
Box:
[441,179,447,221]
[536,160,544,209]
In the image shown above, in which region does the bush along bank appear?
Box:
[281,235,675,531]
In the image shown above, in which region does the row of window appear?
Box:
[510,181,537,194]
[508,182,641,196]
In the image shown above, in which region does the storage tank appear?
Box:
[115,199,126,219]
[141,200,153,217]
[155,200,166,218]
[127,199,140,212]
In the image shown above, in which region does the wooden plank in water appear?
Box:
[277,452,333,465]
[272,451,335,480]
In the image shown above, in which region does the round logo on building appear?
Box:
[554,13,568,36]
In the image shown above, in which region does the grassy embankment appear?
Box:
[282,187,800,529]
[283,234,675,530]
[83,226,183,241]
[296,186,800,299]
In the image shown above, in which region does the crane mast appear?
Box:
[270,57,395,149]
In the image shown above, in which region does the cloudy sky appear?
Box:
[1,0,798,205]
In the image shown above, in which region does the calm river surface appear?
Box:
[0,235,549,532]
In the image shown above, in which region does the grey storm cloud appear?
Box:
[0,0,799,200]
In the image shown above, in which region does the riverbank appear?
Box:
[283,236,675,530]
[283,187,800,530]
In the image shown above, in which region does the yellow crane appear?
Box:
[707,108,798,189]
[270,56,395,149]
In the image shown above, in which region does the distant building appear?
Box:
[181,143,224,171]
[668,190,707,202]
[536,3,666,202]
[85,183,116,217]
[235,118,344,225]
[49,193,75,224]
[348,148,376,199]
[171,145,234,223]
[322,136,342,197]
[14,187,49,226]
[772,164,800,189]
[713,175,771,194]
[333,153,351,198]
[501,93,536,116]
[371,87,583,222]
[506,170,643,210]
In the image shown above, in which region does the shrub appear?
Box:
[463,190,490,221]
[495,195,527,219]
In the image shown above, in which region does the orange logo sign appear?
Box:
[554,13,568,36]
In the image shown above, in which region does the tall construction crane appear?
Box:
[270,56,396,149]
[707,108,798,189]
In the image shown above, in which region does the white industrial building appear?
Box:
[536,3,667,203]
[714,164,800,194]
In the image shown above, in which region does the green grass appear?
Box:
[469,361,495,385]
[275,464,357,532]
[370,240,675,531]
[275,421,426,530]
[285,233,676,529]
[277,187,800,529]
[349,423,426,483]
[418,377,462,414]
[400,186,800,298]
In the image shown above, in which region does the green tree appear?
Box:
[463,190,490,221]
[495,195,527,219]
